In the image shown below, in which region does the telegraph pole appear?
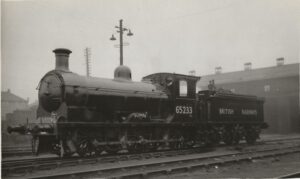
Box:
[119,19,123,65]
[84,47,91,77]
[110,19,133,66]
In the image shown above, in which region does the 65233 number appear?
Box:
[175,106,193,114]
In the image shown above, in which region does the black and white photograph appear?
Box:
[1,0,300,178]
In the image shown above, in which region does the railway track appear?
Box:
[2,147,211,177]
[3,136,300,178]
[29,146,300,178]
[21,143,300,178]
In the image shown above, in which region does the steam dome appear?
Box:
[114,65,132,80]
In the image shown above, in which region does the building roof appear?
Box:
[1,89,28,103]
[199,63,299,86]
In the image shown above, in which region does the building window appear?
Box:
[179,80,188,97]
[264,85,270,92]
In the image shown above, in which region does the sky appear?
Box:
[1,0,300,103]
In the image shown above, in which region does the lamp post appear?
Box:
[110,19,133,66]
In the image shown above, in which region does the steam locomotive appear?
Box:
[8,48,267,157]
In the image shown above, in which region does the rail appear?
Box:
[2,136,300,178]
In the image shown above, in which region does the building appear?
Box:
[1,89,29,121]
[197,60,299,133]
[5,108,37,126]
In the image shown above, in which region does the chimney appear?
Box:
[244,62,252,71]
[215,66,222,74]
[276,57,284,66]
[53,48,72,71]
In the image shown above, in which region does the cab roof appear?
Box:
[143,72,200,82]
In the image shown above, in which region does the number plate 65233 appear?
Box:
[175,106,193,114]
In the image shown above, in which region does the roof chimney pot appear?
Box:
[215,66,222,74]
[276,57,284,66]
[244,62,252,71]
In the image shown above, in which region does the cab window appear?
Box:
[179,80,188,97]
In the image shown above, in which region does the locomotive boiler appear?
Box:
[8,48,268,157]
